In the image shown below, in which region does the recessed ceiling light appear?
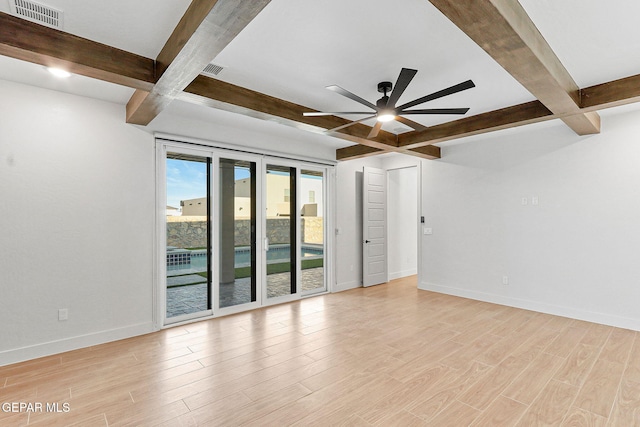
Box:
[47,67,71,78]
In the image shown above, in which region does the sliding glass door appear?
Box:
[300,169,326,295]
[265,164,296,300]
[219,157,258,310]
[160,142,329,324]
[165,151,212,320]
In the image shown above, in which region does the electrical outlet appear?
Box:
[532,196,539,206]
[521,197,528,205]
[423,227,433,235]
[58,308,68,321]
[502,276,509,285]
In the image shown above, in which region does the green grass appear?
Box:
[193,258,324,279]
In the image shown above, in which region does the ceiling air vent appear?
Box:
[201,63,224,78]
[10,0,63,29]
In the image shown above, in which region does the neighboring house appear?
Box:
[181,173,324,218]
[165,205,180,216]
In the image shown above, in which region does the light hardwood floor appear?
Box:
[1,276,639,426]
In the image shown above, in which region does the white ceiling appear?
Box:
[2,0,640,151]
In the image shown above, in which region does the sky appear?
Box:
[166,159,207,209]
[166,159,252,209]
[166,158,321,210]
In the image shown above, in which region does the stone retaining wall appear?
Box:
[167,216,324,248]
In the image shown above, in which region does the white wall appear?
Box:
[335,153,422,290]
[388,167,418,280]
[148,101,338,162]
[0,80,156,365]
[0,79,340,366]
[335,156,383,291]
[420,109,640,331]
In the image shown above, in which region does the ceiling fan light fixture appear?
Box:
[377,111,395,122]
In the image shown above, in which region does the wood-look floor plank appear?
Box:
[474,331,531,366]
[509,325,560,363]
[440,333,502,370]
[1,277,639,426]
[241,350,358,401]
[545,325,590,358]
[457,356,529,410]
[625,332,640,383]
[600,328,636,365]
[580,323,613,347]
[205,383,312,426]
[0,412,28,427]
[503,351,564,404]
[387,340,462,382]
[469,395,527,426]
[181,353,314,410]
[516,380,579,426]
[374,410,429,426]
[606,378,640,426]
[358,364,452,424]
[574,358,626,417]
[554,343,601,387]
[560,407,607,426]
[405,361,492,420]
[427,399,480,426]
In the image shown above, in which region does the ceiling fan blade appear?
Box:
[396,80,475,111]
[401,108,470,115]
[386,68,417,108]
[303,111,374,117]
[394,116,428,132]
[367,121,383,139]
[326,85,378,110]
[326,115,376,133]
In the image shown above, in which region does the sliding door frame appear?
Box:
[156,137,335,328]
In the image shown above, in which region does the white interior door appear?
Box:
[363,166,388,287]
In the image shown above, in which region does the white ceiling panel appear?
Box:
[2,0,640,153]
[0,55,135,103]
[211,0,534,131]
[0,0,191,58]
[519,0,640,88]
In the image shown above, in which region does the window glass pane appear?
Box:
[219,158,256,308]
[166,154,210,318]
[266,165,295,298]
[300,170,324,293]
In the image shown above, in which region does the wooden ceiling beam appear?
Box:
[125,0,272,125]
[336,144,442,161]
[338,101,551,160]
[180,75,400,150]
[182,77,445,159]
[397,100,552,148]
[581,74,640,111]
[428,0,600,136]
[7,7,640,162]
[0,12,155,90]
[336,145,386,161]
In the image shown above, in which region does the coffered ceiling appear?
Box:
[1,0,640,161]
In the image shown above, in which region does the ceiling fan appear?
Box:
[304,68,475,138]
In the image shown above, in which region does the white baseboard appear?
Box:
[334,280,361,293]
[389,268,418,281]
[0,322,156,367]
[420,281,640,332]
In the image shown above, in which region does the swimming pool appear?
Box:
[167,244,323,272]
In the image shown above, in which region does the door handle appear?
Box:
[264,237,270,251]
[364,240,370,243]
